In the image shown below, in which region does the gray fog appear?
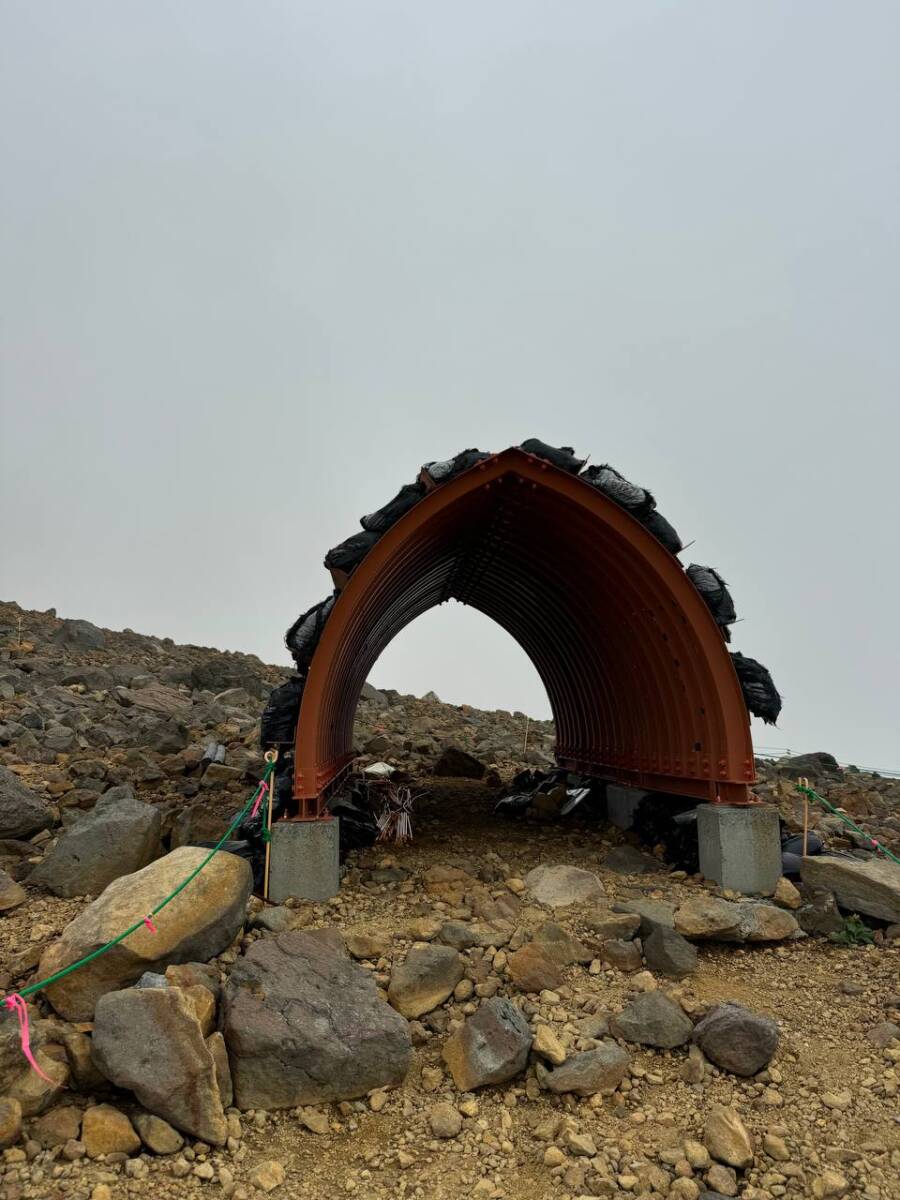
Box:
[2,3,898,767]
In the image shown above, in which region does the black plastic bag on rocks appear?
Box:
[328,781,378,858]
[360,482,425,534]
[260,675,305,749]
[687,564,737,638]
[421,449,491,486]
[638,508,683,554]
[632,797,701,874]
[285,594,335,671]
[581,464,656,518]
[324,530,381,575]
[520,438,586,473]
[731,651,782,724]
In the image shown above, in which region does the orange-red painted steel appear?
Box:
[293,449,756,812]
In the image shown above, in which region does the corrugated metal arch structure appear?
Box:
[294,448,756,811]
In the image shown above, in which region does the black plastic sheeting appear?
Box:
[580,461,682,554]
[520,438,586,474]
[687,564,737,640]
[361,482,426,534]
[324,530,382,575]
[731,651,783,725]
[285,595,336,671]
[260,675,306,748]
[421,449,491,486]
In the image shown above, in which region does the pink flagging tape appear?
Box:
[3,994,55,1083]
[249,778,269,819]
[143,915,158,934]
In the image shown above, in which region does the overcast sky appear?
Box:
[2,3,898,768]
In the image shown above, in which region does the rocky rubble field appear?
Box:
[1,601,899,1200]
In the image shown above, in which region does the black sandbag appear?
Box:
[638,508,683,554]
[360,481,425,534]
[421,449,491,485]
[687,564,737,636]
[731,651,782,724]
[260,674,305,748]
[520,438,585,473]
[324,529,381,574]
[631,796,700,874]
[581,463,656,517]
[285,594,335,670]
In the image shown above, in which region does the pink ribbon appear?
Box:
[3,994,56,1083]
[250,778,269,819]
[143,915,158,934]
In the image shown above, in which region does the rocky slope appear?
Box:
[0,600,899,1200]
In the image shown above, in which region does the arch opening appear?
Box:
[290,448,761,813]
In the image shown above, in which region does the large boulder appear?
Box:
[30,789,161,898]
[524,864,605,908]
[0,766,52,839]
[432,746,486,779]
[92,986,226,1144]
[675,896,799,943]
[693,1003,779,1076]
[610,991,693,1048]
[800,855,900,924]
[52,618,106,650]
[38,847,252,1020]
[388,944,464,1018]
[223,931,412,1109]
[643,926,698,979]
[442,997,532,1091]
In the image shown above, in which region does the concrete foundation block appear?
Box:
[268,818,340,903]
[696,804,781,895]
[606,786,649,830]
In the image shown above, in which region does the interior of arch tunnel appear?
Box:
[290,448,759,814]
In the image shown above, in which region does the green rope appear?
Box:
[796,782,900,868]
[9,761,277,1002]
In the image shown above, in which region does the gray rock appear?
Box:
[603,845,660,874]
[524,864,606,908]
[223,931,412,1108]
[536,1044,630,1096]
[132,1111,184,1155]
[442,997,532,1090]
[30,790,161,898]
[52,619,106,650]
[432,745,486,779]
[531,921,593,965]
[693,1003,779,1076]
[0,766,52,839]
[437,920,512,950]
[795,885,845,937]
[92,986,226,1144]
[610,990,693,1048]
[388,944,464,1018]
[39,847,252,1020]
[800,855,900,923]
[614,898,675,937]
[59,667,114,691]
[643,926,698,979]
[0,868,26,912]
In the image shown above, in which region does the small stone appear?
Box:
[705,1163,738,1196]
[609,990,693,1048]
[388,944,464,1018]
[763,1132,789,1161]
[564,1130,596,1156]
[523,864,605,908]
[532,1025,567,1066]
[543,1146,565,1167]
[683,1139,710,1169]
[298,1108,330,1135]
[0,1097,22,1149]
[692,1003,779,1076]
[81,1104,141,1158]
[773,877,802,909]
[31,1105,81,1148]
[345,932,391,960]
[536,1044,630,1096]
[704,1105,753,1169]
[642,926,698,980]
[812,1170,849,1198]
[442,997,532,1090]
[133,1112,184,1155]
[429,1102,462,1138]
[821,1089,852,1111]
[506,942,563,992]
[249,1160,286,1192]
[91,1186,112,1200]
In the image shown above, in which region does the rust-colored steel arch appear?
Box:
[294,448,756,811]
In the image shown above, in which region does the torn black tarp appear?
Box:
[520,438,586,473]
[731,651,782,724]
[420,449,491,486]
[360,482,425,534]
[260,674,306,748]
[285,594,335,671]
[687,564,737,639]
[324,530,381,579]
[581,463,656,518]
[638,508,683,555]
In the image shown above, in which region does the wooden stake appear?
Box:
[263,749,278,901]
[799,776,809,857]
[523,716,530,755]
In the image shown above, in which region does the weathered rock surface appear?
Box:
[92,986,227,1144]
[643,926,698,979]
[30,788,161,898]
[442,997,532,1090]
[432,745,486,779]
[506,942,564,992]
[536,1044,630,1096]
[610,991,693,1048]
[388,944,464,1017]
[132,1111,185,1155]
[39,846,252,1019]
[82,1103,140,1158]
[224,931,412,1108]
[674,896,799,942]
[704,1104,754,1169]
[800,855,900,923]
[0,1098,22,1149]
[524,864,605,908]
[0,866,26,911]
[0,766,52,839]
[692,1003,779,1076]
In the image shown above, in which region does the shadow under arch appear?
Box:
[294,448,755,810]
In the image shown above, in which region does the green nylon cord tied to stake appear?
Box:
[796,781,900,868]
[3,759,277,1005]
